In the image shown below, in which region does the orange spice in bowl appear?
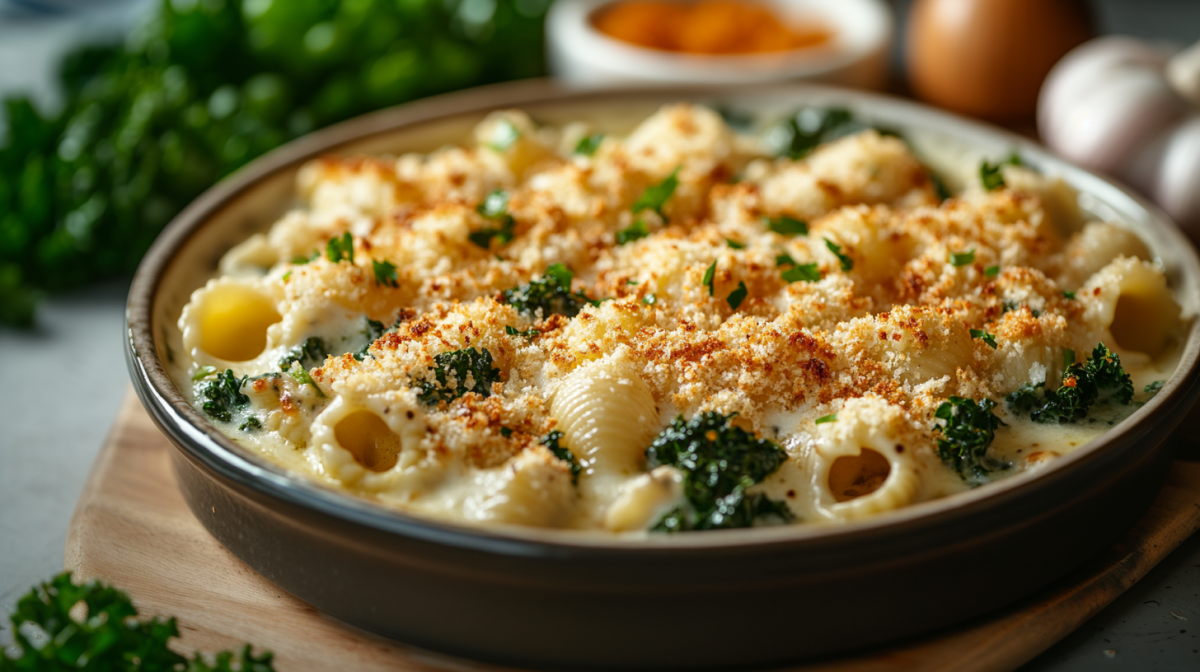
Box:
[592,0,831,55]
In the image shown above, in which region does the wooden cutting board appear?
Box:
[64,392,1200,672]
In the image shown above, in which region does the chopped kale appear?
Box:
[702,260,717,296]
[418,347,502,406]
[373,259,398,287]
[726,281,748,310]
[985,265,1000,278]
[929,170,952,202]
[541,430,581,485]
[2,573,275,672]
[980,152,1022,191]
[933,397,1008,480]
[765,107,905,160]
[574,132,605,156]
[725,238,746,249]
[285,362,325,397]
[239,417,262,432]
[632,167,679,216]
[470,190,516,249]
[197,369,249,423]
[645,411,793,532]
[1063,290,1076,299]
[950,249,975,267]
[501,263,595,318]
[825,239,853,271]
[191,365,218,382]
[278,336,329,370]
[353,318,388,361]
[1145,380,1165,396]
[505,324,541,340]
[325,232,354,264]
[487,118,521,152]
[763,215,808,236]
[1005,343,1134,423]
[970,328,998,349]
[616,220,650,245]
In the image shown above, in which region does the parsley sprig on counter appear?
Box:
[1007,343,1134,423]
[0,572,275,672]
[646,411,793,532]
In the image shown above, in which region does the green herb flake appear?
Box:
[725,238,745,249]
[488,118,521,152]
[238,417,262,432]
[286,362,326,397]
[373,259,398,287]
[1063,290,1076,299]
[626,279,639,285]
[642,293,657,305]
[502,263,594,318]
[325,232,354,264]
[278,336,329,370]
[985,265,1000,278]
[418,347,502,406]
[1063,348,1076,369]
[933,397,1008,480]
[702,260,717,296]
[191,365,218,381]
[776,253,798,267]
[291,250,319,265]
[632,167,679,216]
[541,430,581,485]
[763,215,808,236]
[782,263,821,283]
[815,413,837,425]
[825,238,853,271]
[470,190,516,249]
[1145,380,1165,396]
[980,152,1022,191]
[282,271,292,282]
[726,281,748,310]
[616,220,650,245]
[646,411,792,532]
[500,427,513,438]
[950,249,976,267]
[196,369,249,423]
[574,132,605,156]
[970,328,998,349]
[505,324,540,340]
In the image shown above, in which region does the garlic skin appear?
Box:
[1039,36,1200,233]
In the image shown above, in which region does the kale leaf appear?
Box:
[1006,343,1134,423]
[632,167,679,216]
[501,263,595,318]
[470,190,516,249]
[1,572,274,672]
[278,336,328,370]
[933,396,1008,480]
[541,430,581,485]
[980,153,1023,191]
[196,369,248,423]
[574,132,605,156]
[325,232,354,264]
[645,411,793,532]
[765,107,903,160]
[418,347,502,406]
[353,318,388,361]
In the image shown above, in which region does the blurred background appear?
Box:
[1,1,1199,669]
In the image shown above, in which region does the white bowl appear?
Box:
[546,0,894,89]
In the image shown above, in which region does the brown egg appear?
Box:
[907,0,1094,121]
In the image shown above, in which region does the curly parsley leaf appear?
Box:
[726,281,748,310]
[502,263,595,318]
[616,220,650,245]
[934,397,1008,481]
[541,430,581,485]
[646,411,793,532]
[373,259,398,287]
[980,152,1022,191]
[950,249,975,267]
[574,132,605,156]
[632,167,679,216]
[825,238,853,271]
[197,369,249,423]
[325,232,354,264]
[418,347,502,406]
[970,328,998,349]
[763,215,808,236]
[1005,343,1134,423]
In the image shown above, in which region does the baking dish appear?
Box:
[126,80,1200,670]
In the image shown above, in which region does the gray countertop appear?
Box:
[2,1,1200,670]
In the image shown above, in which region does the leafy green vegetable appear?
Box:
[278,336,328,370]
[487,118,521,152]
[1145,380,1165,396]
[725,238,745,249]
[291,251,319,265]
[1006,343,1135,423]
[616,220,650,245]
[726,281,748,310]
[1,573,275,672]
[418,347,502,406]
[970,328,998,349]
[353,318,388,361]
[825,239,853,271]
[196,369,248,422]
[632,168,679,216]
[373,259,398,287]
[1063,290,1076,299]
[505,324,540,339]
[470,190,516,249]
[763,215,808,236]
[191,365,218,381]
[814,413,837,425]
[502,263,595,318]
[765,107,901,160]
[286,362,325,397]
[642,293,657,305]
[950,249,975,267]
[781,262,821,283]
[702,260,717,296]
[933,397,1008,480]
[574,133,605,156]
[985,265,1000,278]
[646,411,793,532]
[541,430,581,485]
[929,170,952,202]
[325,232,354,264]
[980,153,1022,191]
[239,417,262,432]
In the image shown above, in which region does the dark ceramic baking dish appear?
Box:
[126,80,1200,670]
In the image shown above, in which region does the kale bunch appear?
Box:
[1007,343,1135,423]
[418,347,502,406]
[645,411,793,532]
[501,264,596,319]
[196,369,248,422]
[933,397,1008,481]
[0,572,274,671]
[764,107,902,160]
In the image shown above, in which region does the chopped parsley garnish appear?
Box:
[726,281,748,310]
[814,413,837,425]
[933,397,1008,481]
[470,190,516,249]
[418,347,502,406]
[642,293,657,305]
[616,220,650,245]
[970,328,998,349]
[725,238,745,249]
[1006,343,1134,423]
[3,573,276,672]
[373,259,398,287]
[950,249,976,267]
[291,250,319,265]
[980,152,1022,191]
[574,132,605,156]
[776,253,798,267]
[505,324,540,339]
[985,265,1000,278]
[502,263,595,318]
[278,336,329,370]
[487,118,521,152]
[763,215,808,236]
[500,427,513,438]
[191,365,218,381]
[765,107,900,160]
[1063,290,1076,299]
[1145,380,1165,396]
[646,411,793,532]
[702,260,717,296]
[325,232,354,264]
[782,263,821,283]
[825,238,853,271]
[632,167,679,216]
[239,417,262,432]
[286,362,325,397]
[541,430,581,485]
[197,369,249,423]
